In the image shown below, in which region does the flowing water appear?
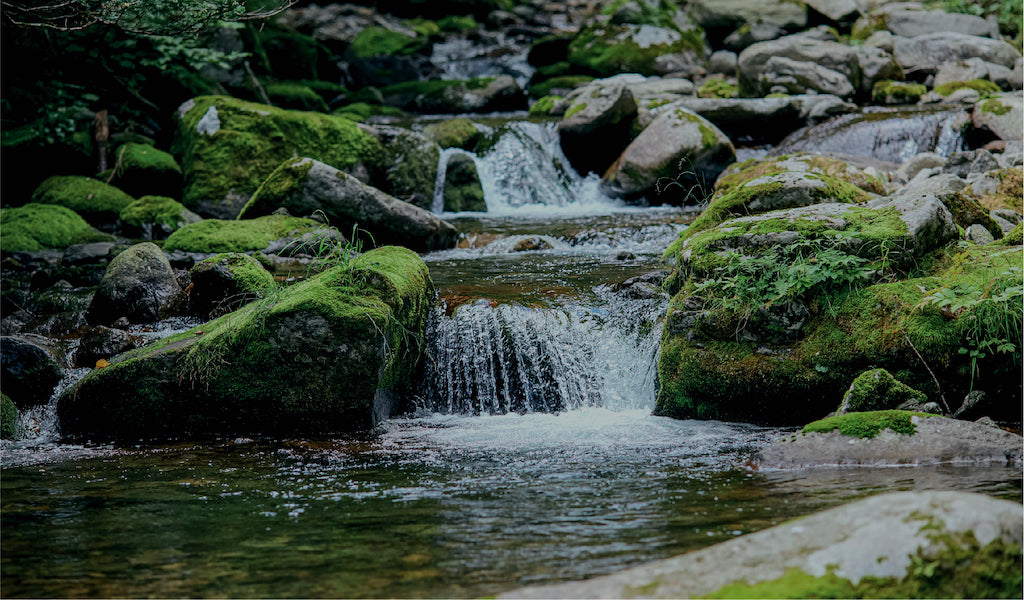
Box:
[2,114,1019,598]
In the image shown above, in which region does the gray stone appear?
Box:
[857,46,904,95]
[986,62,1014,91]
[885,9,998,39]
[738,35,861,96]
[760,56,856,98]
[804,0,861,24]
[723,22,786,53]
[795,94,859,121]
[559,82,638,174]
[687,0,806,31]
[954,389,992,420]
[757,415,1022,468]
[972,92,1024,141]
[86,242,185,325]
[60,242,115,267]
[934,57,990,88]
[864,30,895,53]
[877,192,960,252]
[502,491,1023,598]
[966,223,995,244]
[0,336,61,408]
[898,151,947,181]
[894,32,1020,76]
[942,149,1000,178]
[74,326,144,368]
[1009,58,1023,91]
[991,208,1022,234]
[708,50,737,75]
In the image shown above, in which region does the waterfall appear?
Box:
[417,289,665,415]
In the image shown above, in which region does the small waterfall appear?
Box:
[417,289,664,415]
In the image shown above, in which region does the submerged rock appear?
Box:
[503,491,1023,598]
[59,247,433,439]
[86,242,185,326]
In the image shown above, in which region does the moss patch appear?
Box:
[567,22,705,78]
[346,26,426,58]
[872,80,926,105]
[30,175,135,224]
[564,101,587,119]
[803,410,933,438]
[162,214,324,254]
[331,102,406,121]
[840,368,928,413]
[1,203,113,252]
[199,253,275,295]
[934,79,1001,97]
[265,82,330,112]
[115,143,181,176]
[1,394,17,439]
[698,78,739,99]
[529,95,562,116]
[120,195,193,228]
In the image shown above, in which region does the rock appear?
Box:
[884,9,998,39]
[59,247,433,439]
[723,22,786,53]
[738,35,861,97]
[687,0,806,32]
[558,82,638,174]
[238,158,458,252]
[954,389,992,420]
[265,82,330,112]
[893,33,1019,76]
[972,93,1024,141]
[119,196,202,240]
[653,96,805,145]
[1010,58,1024,91]
[942,149,1000,178]
[503,491,1023,598]
[803,0,861,25]
[838,368,928,414]
[708,50,737,75]
[60,242,115,267]
[0,336,61,408]
[934,57,991,88]
[864,30,895,53]
[74,326,144,368]
[966,223,995,244]
[512,237,554,252]
[380,76,528,114]
[872,80,926,105]
[105,143,183,199]
[85,242,185,325]
[897,172,1003,237]
[1,394,17,439]
[421,118,481,151]
[174,96,384,219]
[163,213,337,255]
[567,23,708,79]
[601,105,735,203]
[858,47,905,96]
[443,153,487,213]
[898,151,947,181]
[760,56,856,98]
[188,253,277,318]
[373,126,439,210]
[30,175,135,229]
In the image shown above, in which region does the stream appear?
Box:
[2,117,1020,598]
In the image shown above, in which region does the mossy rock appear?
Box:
[713,154,888,199]
[437,15,477,32]
[188,252,277,317]
[106,143,183,199]
[1,203,113,253]
[872,79,927,105]
[697,77,738,99]
[838,368,928,414]
[934,79,1002,97]
[996,223,1023,246]
[331,102,407,122]
[173,95,384,219]
[120,195,202,240]
[656,244,1022,425]
[0,393,17,439]
[374,126,440,210]
[970,167,1023,213]
[422,118,482,150]
[529,75,596,99]
[58,246,434,439]
[30,175,135,227]
[529,95,562,117]
[163,214,329,255]
[568,23,706,78]
[443,153,486,212]
[346,27,428,59]
[804,409,933,438]
[249,24,334,81]
[265,82,330,112]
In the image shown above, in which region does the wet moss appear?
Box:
[1,393,17,439]
[162,214,324,254]
[197,252,276,296]
[979,99,1011,115]
[529,95,562,116]
[265,82,330,112]
[331,102,406,121]
[934,79,1001,97]
[564,101,587,119]
[839,368,927,413]
[115,143,182,176]
[30,175,135,224]
[698,78,739,99]
[437,15,477,32]
[803,410,933,438]
[120,196,193,229]
[1,203,113,253]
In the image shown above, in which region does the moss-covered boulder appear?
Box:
[0,203,113,253]
[373,126,439,210]
[173,96,384,219]
[265,82,330,112]
[601,105,735,204]
[30,175,135,228]
[972,92,1023,142]
[0,336,61,408]
[188,253,277,318]
[58,246,433,439]
[558,81,639,175]
[119,195,202,240]
[106,143,183,199]
[422,118,481,151]
[872,80,927,105]
[0,393,17,439]
[838,368,928,414]
[331,102,407,122]
[163,213,333,255]
[503,491,1023,599]
[345,26,428,59]
[568,23,707,79]
[738,35,861,97]
[443,153,486,212]
[86,242,185,326]
[239,158,457,252]
[379,77,527,114]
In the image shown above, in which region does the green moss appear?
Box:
[331,102,406,121]
[803,410,932,438]
[979,98,1012,115]
[567,22,705,78]
[529,95,562,116]
[840,368,928,412]
[421,118,481,150]
[437,15,477,32]
[30,175,135,224]
[265,82,330,112]
[698,78,739,99]
[1,203,113,252]
[162,214,323,254]
[347,26,426,58]
[872,80,926,104]
[599,0,689,30]
[851,13,887,41]
[116,143,181,175]
[529,75,595,98]
[1,393,18,439]
[198,252,276,295]
[173,96,383,216]
[934,79,1002,97]
[995,223,1023,246]
[120,196,192,228]
[564,101,587,119]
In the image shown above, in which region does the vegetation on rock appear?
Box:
[1,203,113,253]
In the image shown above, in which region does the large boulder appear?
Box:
[972,93,1024,142]
[893,33,1020,77]
[654,96,806,144]
[372,126,440,211]
[59,247,433,439]
[30,176,135,229]
[759,56,856,98]
[558,81,638,174]
[0,336,61,408]
[867,8,999,39]
[173,96,384,219]
[687,0,806,32]
[738,35,861,96]
[187,253,277,318]
[758,411,1022,468]
[239,158,458,252]
[601,106,735,203]
[119,195,202,240]
[105,143,183,199]
[0,204,113,253]
[162,214,338,255]
[567,23,707,79]
[85,242,185,325]
[503,491,1023,599]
